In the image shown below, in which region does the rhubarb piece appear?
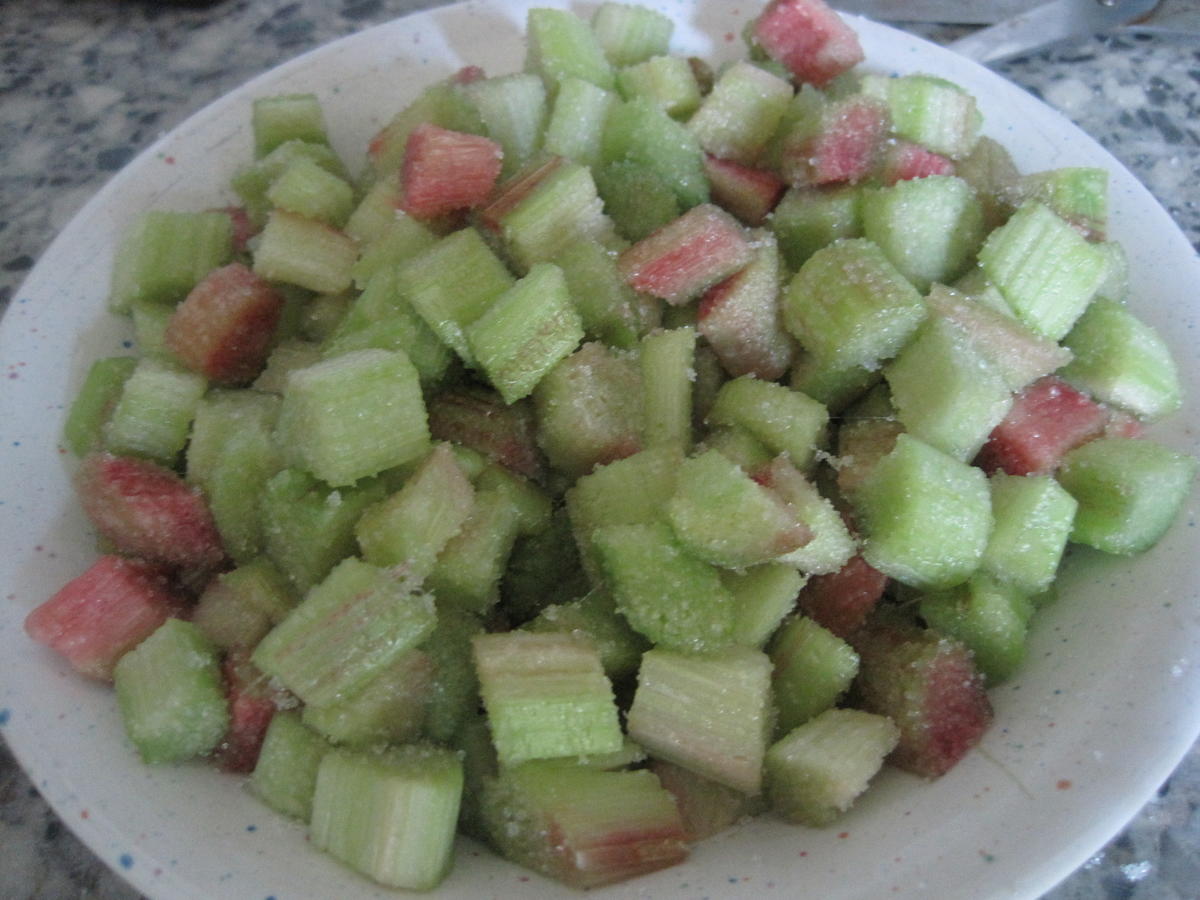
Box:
[783,238,926,371]
[852,434,992,590]
[108,210,233,312]
[113,618,229,764]
[650,760,760,841]
[214,654,281,773]
[770,184,862,271]
[252,210,357,295]
[861,174,984,291]
[250,711,332,821]
[750,0,864,86]
[975,375,1109,476]
[565,446,680,582]
[103,358,206,465]
[76,452,224,570]
[396,227,515,367]
[796,554,888,639]
[978,202,1109,341]
[397,123,503,219]
[422,604,485,743]
[877,140,955,185]
[703,155,786,226]
[310,745,463,891]
[474,631,623,765]
[704,425,773,471]
[955,135,1021,230]
[482,762,687,888]
[851,616,992,777]
[302,649,433,746]
[723,563,805,649]
[355,442,476,577]
[616,54,702,119]
[706,375,829,470]
[770,614,859,732]
[366,76,485,178]
[765,708,898,825]
[233,140,349,228]
[62,357,137,456]
[252,558,437,707]
[592,2,673,67]
[639,326,696,455]
[1060,296,1182,422]
[425,487,522,615]
[697,232,795,380]
[788,352,878,413]
[627,646,773,794]
[524,589,649,681]
[191,557,295,652]
[592,522,737,652]
[1013,166,1108,239]
[526,7,616,95]
[862,73,981,160]
[502,509,592,619]
[594,159,681,241]
[1057,437,1196,555]
[275,348,429,487]
[777,93,890,187]
[164,263,283,385]
[601,96,709,209]
[467,262,583,402]
[25,555,180,681]
[756,455,856,574]
[265,156,355,227]
[618,204,753,305]
[687,61,793,164]
[185,388,280,491]
[427,386,544,481]
[553,237,653,349]
[885,316,1013,461]
[667,448,811,568]
[464,72,548,178]
[835,387,904,500]
[347,196,437,281]
[543,77,617,168]
[982,473,1077,594]
[252,93,328,158]
[260,469,386,591]
[918,574,1032,684]
[925,284,1073,393]
[533,341,643,478]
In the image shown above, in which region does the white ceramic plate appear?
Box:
[2,2,1198,898]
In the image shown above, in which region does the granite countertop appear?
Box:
[1,1,1198,897]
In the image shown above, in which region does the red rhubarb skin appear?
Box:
[976,376,1110,475]
[24,555,182,680]
[547,819,690,889]
[166,262,283,385]
[702,155,786,227]
[879,142,957,186]
[214,654,283,773]
[399,123,503,220]
[76,452,226,571]
[753,0,865,86]
[797,554,889,639]
[427,388,546,481]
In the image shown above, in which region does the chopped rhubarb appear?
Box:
[752,0,864,86]
[24,555,181,680]
[878,141,956,186]
[427,386,546,481]
[214,653,283,773]
[618,203,753,305]
[478,155,567,235]
[702,155,786,226]
[783,95,889,187]
[76,452,225,570]
[210,205,259,254]
[796,554,888,639]
[852,617,993,777]
[398,123,504,220]
[975,376,1108,476]
[453,64,486,84]
[164,262,284,385]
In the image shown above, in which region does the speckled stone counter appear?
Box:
[1,2,1198,898]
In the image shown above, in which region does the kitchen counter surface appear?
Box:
[1,1,1197,897]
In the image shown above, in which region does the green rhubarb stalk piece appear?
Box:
[770,614,859,733]
[62,357,138,456]
[252,93,329,158]
[591,2,673,67]
[626,646,774,794]
[983,472,1077,594]
[524,588,650,681]
[706,374,829,471]
[302,649,433,746]
[425,486,523,615]
[543,77,618,168]
[616,54,702,119]
[464,73,549,179]
[640,326,696,455]
[723,563,806,649]
[109,210,233,312]
[250,711,332,821]
[103,358,207,466]
[526,7,615,95]
[192,556,296,653]
[252,210,357,296]
[688,60,792,164]
[473,631,623,766]
[918,573,1033,684]
[759,455,857,575]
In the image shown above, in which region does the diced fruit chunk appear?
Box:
[982,473,1077,594]
[250,711,331,821]
[796,554,888,639]
[770,614,859,732]
[751,0,864,86]
[398,123,503,219]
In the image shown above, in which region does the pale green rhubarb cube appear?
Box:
[723,563,806,649]
[918,573,1033,684]
[687,60,792,165]
[591,2,673,67]
[852,433,993,590]
[616,54,702,120]
[466,262,584,403]
[252,210,357,295]
[983,472,1077,594]
[104,358,206,465]
[302,649,433,747]
[275,348,429,487]
[640,326,696,455]
[252,93,329,158]
[526,6,615,95]
[706,375,829,470]
[543,77,618,168]
[627,646,773,794]
[250,711,332,821]
[464,73,548,178]
[310,745,463,891]
[473,631,623,766]
[765,709,899,826]
[109,210,233,312]
[770,615,859,733]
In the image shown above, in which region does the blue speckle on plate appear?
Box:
[0,708,10,726]
[119,853,134,869]
[247,824,257,832]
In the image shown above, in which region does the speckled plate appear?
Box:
[1,2,1198,898]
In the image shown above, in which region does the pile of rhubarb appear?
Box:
[27,0,1194,891]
